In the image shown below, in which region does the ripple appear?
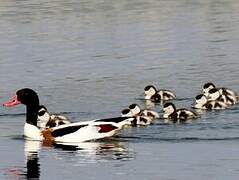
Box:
[0,113,25,117]
[118,135,239,143]
[208,39,229,43]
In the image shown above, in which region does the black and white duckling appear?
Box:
[207,88,236,106]
[202,82,216,97]
[133,116,152,126]
[144,85,176,102]
[202,82,238,104]
[163,102,198,123]
[122,103,159,126]
[121,108,134,117]
[37,105,71,129]
[207,88,221,101]
[218,88,238,105]
[121,108,152,126]
[194,94,227,110]
[128,103,159,120]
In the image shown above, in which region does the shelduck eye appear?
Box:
[38,110,46,116]
[195,94,204,100]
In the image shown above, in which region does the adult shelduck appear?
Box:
[3,88,133,143]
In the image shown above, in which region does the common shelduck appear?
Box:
[202,82,238,104]
[163,102,198,123]
[3,88,133,143]
[194,94,227,110]
[207,88,237,106]
[202,82,216,97]
[37,105,71,129]
[121,104,158,126]
[121,108,151,126]
[128,103,159,120]
[144,85,176,102]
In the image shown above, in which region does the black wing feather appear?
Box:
[94,116,129,123]
[51,125,88,137]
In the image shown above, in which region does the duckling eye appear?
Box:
[38,110,46,116]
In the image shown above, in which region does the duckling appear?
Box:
[144,85,159,101]
[202,82,238,104]
[121,108,134,117]
[208,88,236,106]
[37,105,71,129]
[128,103,159,120]
[218,88,238,105]
[202,82,216,97]
[194,94,227,110]
[158,89,176,101]
[163,102,198,123]
[134,116,153,126]
[144,85,176,102]
[207,88,221,101]
[121,108,152,126]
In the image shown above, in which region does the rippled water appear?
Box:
[0,0,239,179]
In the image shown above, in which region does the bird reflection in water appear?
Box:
[5,138,134,179]
[25,140,41,179]
[49,139,135,162]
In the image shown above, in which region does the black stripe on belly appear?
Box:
[94,117,129,123]
[51,125,88,137]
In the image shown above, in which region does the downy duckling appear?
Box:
[37,105,71,129]
[218,88,238,105]
[202,82,216,97]
[121,108,134,117]
[208,88,236,106]
[202,82,238,104]
[144,85,176,102]
[121,108,152,126]
[128,103,159,120]
[194,94,227,110]
[163,102,198,123]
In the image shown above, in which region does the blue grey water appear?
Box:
[0,0,239,179]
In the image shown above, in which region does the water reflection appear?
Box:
[24,141,41,179]
[50,140,134,162]
[5,139,134,179]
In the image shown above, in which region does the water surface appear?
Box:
[0,0,239,179]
